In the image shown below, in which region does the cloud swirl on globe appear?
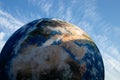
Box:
[0,18,104,80]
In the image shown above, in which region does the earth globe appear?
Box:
[0,18,104,80]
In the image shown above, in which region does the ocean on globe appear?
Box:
[0,18,104,80]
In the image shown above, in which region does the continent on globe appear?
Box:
[0,18,104,80]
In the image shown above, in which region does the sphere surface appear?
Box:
[0,18,104,80]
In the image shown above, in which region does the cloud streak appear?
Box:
[0,10,24,51]
[0,32,5,52]
[0,10,23,32]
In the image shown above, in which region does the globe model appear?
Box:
[0,18,104,80]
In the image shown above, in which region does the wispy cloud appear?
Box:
[0,10,24,52]
[28,0,80,22]
[0,10,23,31]
[0,32,5,52]
[29,0,54,16]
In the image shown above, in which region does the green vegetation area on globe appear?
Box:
[0,18,104,80]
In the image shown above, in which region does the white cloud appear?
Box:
[0,10,23,31]
[0,32,5,52]
[42,2,52,14]
[0,32,4,40]
[0,10,24,52]
[103,51,120,80]
[31,0,53,15]
[27,0,76,22]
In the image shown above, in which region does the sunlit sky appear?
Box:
[0,0,120,80]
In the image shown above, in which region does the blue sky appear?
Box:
[0,0,120,80]
[97,0,120,26]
